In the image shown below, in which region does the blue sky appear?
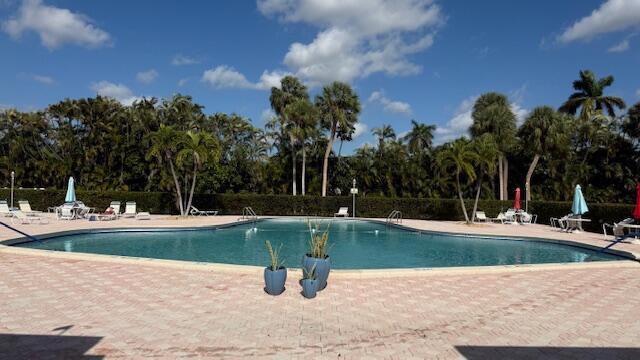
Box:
[1,0,639,152]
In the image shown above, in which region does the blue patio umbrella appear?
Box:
[571,184,589,215]
[65,177,76,203]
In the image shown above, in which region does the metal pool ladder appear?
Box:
[240,207,258,221]
[387,210,402,224]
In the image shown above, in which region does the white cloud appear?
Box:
[352,122,368,139]
[2,0,111,49]
[201,65,290,90]
[260,108,276,123]
[558,0,640,43]
[178,78,189,87]
[31,74,54,84]
[171,54,199,66]
[136,69,158,84]
[434,95,528,144]
[608,39,630,52]
[90,81,141,106]
[258,0,444,84]
[368,90,412,115]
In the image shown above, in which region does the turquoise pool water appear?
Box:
[17,218,621,269]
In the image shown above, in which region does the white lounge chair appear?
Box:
[18,200,42,216]
[0,200,12,217]
[190,206,218,216]
[11,210,49,225]
[110,201,122,217]
[122,202,137,218]
[519,211,538,224]
[136,212,151,220]
[334,207,349,217]
[475,211,489,222]
[603,218,634,240]
[56,203,75,220]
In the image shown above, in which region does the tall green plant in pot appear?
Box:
[264,240,287,295]
[302,219,331,291]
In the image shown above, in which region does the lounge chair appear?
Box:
[75,201,94,219]
[334,207,349,217]
[190,206,218,216]
[56,203,75,220]
[18,200,42,216]
[0,200,12,217]
[519,211,538,224]
[110,201,122,217]
[122,202,137,218]
[475,211,489,222]
[136,212,151,220]
[11,210,49,225]
[564,214,591,232]
[603,218,634,240]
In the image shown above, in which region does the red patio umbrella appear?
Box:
[514,187,521,210]
[633,183,640,220]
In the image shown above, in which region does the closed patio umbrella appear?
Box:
[514,188,521,210]
[633,183,640,221]
[65,177,76,203]
[571,184,588,231]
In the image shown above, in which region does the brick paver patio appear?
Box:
[1,250,639,359]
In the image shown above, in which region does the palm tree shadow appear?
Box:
[455,345,640,360]
[0,333,104,359]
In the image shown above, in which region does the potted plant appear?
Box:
[301,264,318,299]
[264,240,286,295]
[302,220,331,291]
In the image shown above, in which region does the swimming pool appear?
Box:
[15,218,622,269]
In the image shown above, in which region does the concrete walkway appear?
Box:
[1,216,640,358]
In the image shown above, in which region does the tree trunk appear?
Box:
[503,157,509,200]
[292,138,297,196]
[471,173,483,224]
[322,125,336,197]
[498,155,504,201]
[456,172,470,223]
[301,144,306,196]
[525,154,540,202]
[167,156,184,216]
[186,161,198,216]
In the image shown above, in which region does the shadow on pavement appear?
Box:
[0,333,103,359]
[455,346,640,360]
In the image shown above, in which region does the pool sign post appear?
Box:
[350,178,358,218]
[10,171,15,209]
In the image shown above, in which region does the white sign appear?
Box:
[350,188,358,194]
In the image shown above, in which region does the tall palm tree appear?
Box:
[372,124,396,152]
[315,82,361,197]
[269,76,309,196]
[559,70,626,120]
[436,139,479,223]
[403,120,436,155]
[518,106,568,202]
[470,92,517,201]
[470,134,499,223]
[146,125,185,215]
[177,131,218,216]
[284,98,317,196]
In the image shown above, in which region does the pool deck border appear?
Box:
[1,216,639,278]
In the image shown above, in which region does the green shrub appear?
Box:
[1,189,633,233]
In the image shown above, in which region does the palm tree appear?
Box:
[176,131,218,216]
[315,82,361,197]
[436,139,479,223]
[518,106,568,202]
[284,98,318,196]
[146,125,185,215]
[559,70,626,120]
[403,120,436,155]
[470,92,517,201]
[269,76,309,196]
[372,124,396,152]
[470,134,499,223]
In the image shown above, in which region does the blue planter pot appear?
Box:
[264,267,287,295]
[302,255,330,291]
[301,279,318,299]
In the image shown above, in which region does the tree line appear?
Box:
[1,70,639,214]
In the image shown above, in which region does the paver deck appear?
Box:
[1,216,640,358]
